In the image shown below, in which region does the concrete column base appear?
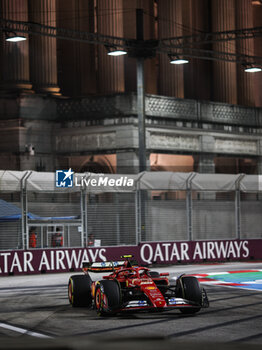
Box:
[197,154,215,174]
[116,151,150,174]
[33,86,61,96]
[0,83,33,94]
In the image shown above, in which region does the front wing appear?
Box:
[121,297,202,312]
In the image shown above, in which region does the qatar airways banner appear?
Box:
[1,239,262,276]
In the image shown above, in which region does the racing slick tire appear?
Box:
[176,276,202,314]
[95,280,121,316]
[68,275,92,307]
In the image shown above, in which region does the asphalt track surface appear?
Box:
[0,262,262,349]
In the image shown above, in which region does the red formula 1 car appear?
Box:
[68,256,209,316]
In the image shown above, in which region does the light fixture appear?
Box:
[107,49,127,56]
[245,67,262,73]
[5,32,27,42]
[244,65,262,73]
[169,55,189,65]
[106,46,127,56]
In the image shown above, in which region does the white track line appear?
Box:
[0,322,52,338]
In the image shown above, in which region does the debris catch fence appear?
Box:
[0,171,261,250]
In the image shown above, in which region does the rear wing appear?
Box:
[82,261,126,273]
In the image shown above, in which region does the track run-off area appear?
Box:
[0,262,262,349]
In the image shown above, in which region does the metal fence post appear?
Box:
[136,172,147,245]
[186,173,197,241]
[20,171,32,250]
[80,189,88,247]
[80,173,91,248]
[115,193,120,245]
[135,184,141,245]
[186,189,192,241]
[235,189,240,239]
[235,174,245,240]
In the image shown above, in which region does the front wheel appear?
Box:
[176,275,202,314]
[95,280,121,316]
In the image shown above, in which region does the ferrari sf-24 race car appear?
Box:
[68,255,209,316]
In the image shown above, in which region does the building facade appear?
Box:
[0,0,262,174]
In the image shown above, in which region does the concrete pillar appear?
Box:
[143,0,157,95]
[116,151,150,174]
[257,159,262,175]
[116,125,149,174]
[28,0,60,95]
[97,0,125,94]
[253,3,262,107]
[211,0,237,104]
[194,153,215,201]
[158,0,184,98]
[0,0,32,92]
[236,0,255,106]
[116,151,140,174]
[257,141,262,175]
[122,0,157,95]
[198,155,215,174]
[56,0,96,97]
[198,135,215,173]
[122,0,137,93]
[182,0,211,101]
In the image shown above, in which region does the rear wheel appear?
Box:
[176,276,202,314]
[68,275,92,307]
[95,280,121,316]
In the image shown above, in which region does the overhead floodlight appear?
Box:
[171,59,189,64]
[169,55,189,65]
[107,49,127,56]
[5,33,27,42]
[106,46,127,56]
[244,66,262,73]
